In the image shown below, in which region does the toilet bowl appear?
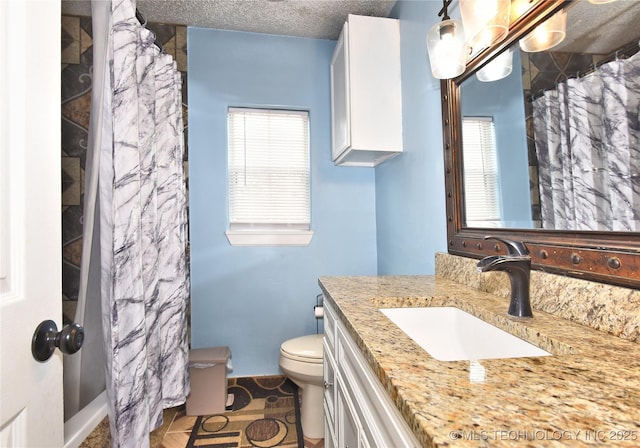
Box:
[279,334,324,439]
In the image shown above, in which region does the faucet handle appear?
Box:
[483,236,529,256]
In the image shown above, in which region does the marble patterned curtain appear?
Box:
[532,51,640,231]
[92,0,190,446]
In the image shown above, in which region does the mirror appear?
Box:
[460,0,640,230]
[442,0,640,289]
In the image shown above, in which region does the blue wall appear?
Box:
[188,1,464,375]
[375,0,448,275]
[461,49,532,227]
[188,28,378,376]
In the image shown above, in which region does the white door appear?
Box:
[0,0,63,446]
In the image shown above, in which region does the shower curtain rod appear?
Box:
[135,8,165,53]
[574,39,640,78]
[528,39,640,102]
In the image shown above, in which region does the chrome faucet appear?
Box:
[477,236,533,319]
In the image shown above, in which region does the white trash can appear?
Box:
[186,346,232,416]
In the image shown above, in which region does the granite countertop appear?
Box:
[318,275,640,447]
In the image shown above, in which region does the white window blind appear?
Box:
[227,108,310,231]
[462,117,502,226]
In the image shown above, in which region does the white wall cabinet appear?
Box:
[330,15,403,167]
[323,299,420,448]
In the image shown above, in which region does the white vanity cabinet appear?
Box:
[330,14,403,167]
[323,299,421,448]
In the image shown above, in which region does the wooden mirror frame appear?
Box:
[442,0,640,289]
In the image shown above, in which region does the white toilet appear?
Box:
[279,334,324,439]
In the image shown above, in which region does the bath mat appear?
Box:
[186,376,303,448]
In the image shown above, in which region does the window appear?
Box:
[226,108,313,246]
[462,117,502,227]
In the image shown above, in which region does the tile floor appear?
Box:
[79,404,324,448]
[160,406,324,448]
[79,380,325,448]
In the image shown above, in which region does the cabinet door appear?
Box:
[324,402,337,448]
[347,15,402,153]
[360,433,373,448]
[323,340,337,428]
[330,23,350,161]
[338,379,360,448]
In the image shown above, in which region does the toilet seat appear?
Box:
[280,334,323,364]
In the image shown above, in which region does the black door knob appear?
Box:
[31,320,84,362]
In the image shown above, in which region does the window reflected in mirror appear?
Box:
[461,117,502,227]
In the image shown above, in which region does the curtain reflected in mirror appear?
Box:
[459,0,640,231]
[532,51,640,231]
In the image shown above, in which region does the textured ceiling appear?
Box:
[61,0,396,40]
[61,0,640,52]
[558,0,640,54]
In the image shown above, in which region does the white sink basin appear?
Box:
[380,307,551,361]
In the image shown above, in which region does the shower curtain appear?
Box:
[80,0,190,446]
[532,50,640,231]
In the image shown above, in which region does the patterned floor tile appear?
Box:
[166,409,198,433]
[161,431,192,448]
[304,436,325,448]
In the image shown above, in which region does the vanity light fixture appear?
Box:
[460,0,511,54]
[427,0,468,79]
[476,47,513,82]
[588,0,618,4]
[519,8,567,52]
[510,0,536,22]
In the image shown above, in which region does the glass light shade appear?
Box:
[427,19,468,79]
[519,9,567,52]
[476,47,513,82]
[588,0,617,4]
[460,0,511,52]
[510,0,536,23]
